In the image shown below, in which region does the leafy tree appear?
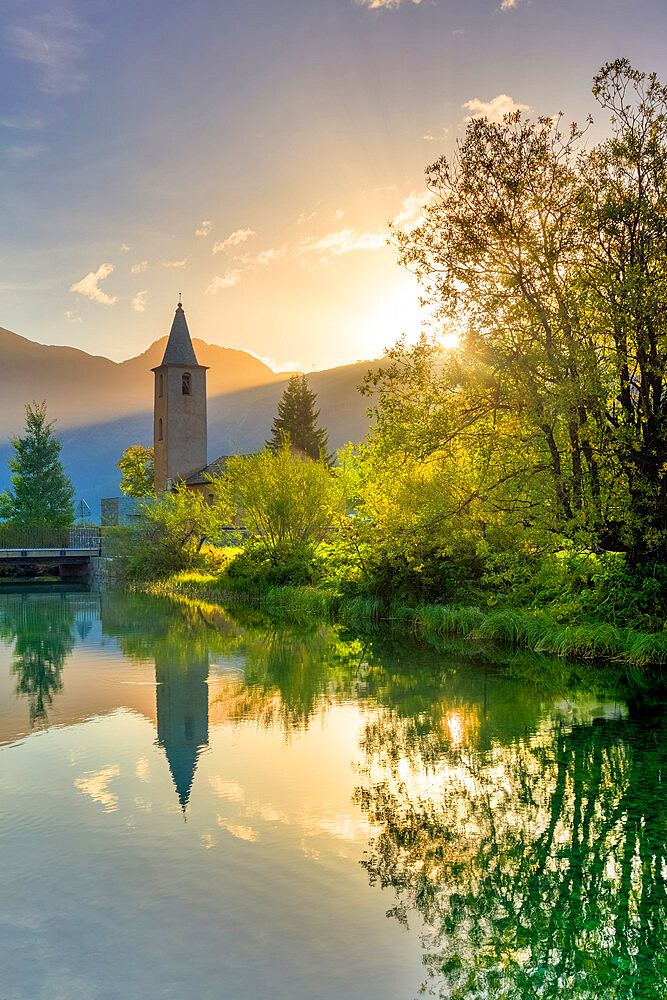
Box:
[267,374,332,464]
[227,442,343,554]
[390,59,667,563]
[0,402,74,528]
[117,444,155,497]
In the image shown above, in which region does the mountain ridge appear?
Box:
[0,325,374,512]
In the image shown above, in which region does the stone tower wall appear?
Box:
[153,364,207,492]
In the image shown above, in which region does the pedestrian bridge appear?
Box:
[0,527,102,579]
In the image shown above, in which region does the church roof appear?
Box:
[185,454,254,485]
[158,302,200,367]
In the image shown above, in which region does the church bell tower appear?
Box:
[152,302,208,493]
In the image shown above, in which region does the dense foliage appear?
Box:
[0,402,74,529]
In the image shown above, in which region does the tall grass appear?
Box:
[146,571,667,668]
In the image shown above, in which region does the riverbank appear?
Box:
[145,569,667,668]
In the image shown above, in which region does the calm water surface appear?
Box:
[0,589,665,1000]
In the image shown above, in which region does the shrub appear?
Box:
[227,537,320,587]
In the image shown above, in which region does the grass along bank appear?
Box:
[145,569,667,668]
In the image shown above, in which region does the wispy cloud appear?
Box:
[463,94,531,123]
[132,290,148,312]
[356,0,422,8]
[5,142,45,161]
[297,211,317,226]
[131,260,148,274]
[70,263,116,305]
[206,270,243,295]
[64,310,81,324]
[391,190,428,230]
[195,220,212,237]
[161,258,187,268]
[212,228,255,254]
[236,246,288,270]
[120,243,130,252]
[7,10,94,96]
[0,113,45,130]
[243,350,299,373]
[295,229,384,263]
[423,128,448,142]
[500,0,524,8]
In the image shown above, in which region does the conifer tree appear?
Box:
[266,374,333,464]
[0,402,75,528]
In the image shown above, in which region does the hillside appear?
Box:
[0,327,373,513]
[0,326,282,434]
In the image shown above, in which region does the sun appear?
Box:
[360,282,459,360]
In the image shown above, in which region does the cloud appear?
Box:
[243,350,299,373]
[121,243,130,252]
[7,10,94,96]
[64,310,81,324]
[212,228,255,254]
[423,128,448,142]
[335,208,345,219]
[5,142,45,161]
[356,0,422,7]
[0,113,45,130]
[206,270,243,295]
[297,211,317,226]
[295,229,385,262]
[391,190,429,231]
[132,290,147,312]
[195,220,212,237]
[74,765,120,812]
[70,263,116,305]
[500,0,524,7]
[161,259,187,268]
[131,260,148,274]
[463,94,531,123]
[236,245,288,269]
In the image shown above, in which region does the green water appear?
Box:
[0,589,664,999]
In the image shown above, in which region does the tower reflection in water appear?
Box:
[154,647,209,811]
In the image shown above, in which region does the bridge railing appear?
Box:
[0,525,102,551]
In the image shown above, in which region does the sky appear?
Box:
[1,0,667,372]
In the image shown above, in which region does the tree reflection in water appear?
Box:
[0,594,75,724]
[355,696,667,999]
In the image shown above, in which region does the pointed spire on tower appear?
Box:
[160,301,199,366]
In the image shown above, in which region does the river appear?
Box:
[0,588,664,999]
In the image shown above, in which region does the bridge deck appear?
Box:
[0,548,101,559]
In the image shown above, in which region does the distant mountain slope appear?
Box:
[0,325,374,514]
[0,326,281,434]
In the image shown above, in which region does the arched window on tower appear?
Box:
[182,372,192,395]
[158,373,163,397]
[158,418,163,441]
